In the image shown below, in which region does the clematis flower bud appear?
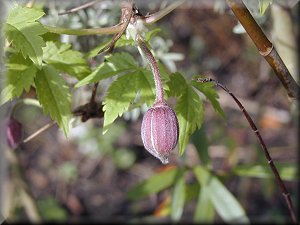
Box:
[141,101,179,164]
[6,118,23,149]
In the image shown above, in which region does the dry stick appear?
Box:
[58,0,101,15]
[226,0,299,100]
[196,77,297,223]
[22,121,56,144]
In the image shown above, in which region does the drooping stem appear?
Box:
[226,0,299,100]
[196,77,298,224]
[136,36,164,104]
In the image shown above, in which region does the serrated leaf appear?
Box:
[173,73,204,155]
[194,166,249,223]
[171,175,186,221]
[43,41,90,80]
[167,72,187,97]
[192,80,225,118]
[102,72,139,134]
[1,54,37,105]
[75,52,137,87]
[127,167,180,200]
[138,70,156,106]
[259,0,272,15]
[35,65,71,135]
[5,5,47,67]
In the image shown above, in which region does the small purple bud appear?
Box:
[6,118,23,149]
[141,102,179,164]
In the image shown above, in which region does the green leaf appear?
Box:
[43,41,90,80]
[192,79,225,118]
[171,175,186,221]
[35,65,71,135]
[191,126,210,166]
[171,74,204,155]
[37,197,67,221]
[166,72,187,97]
[138,70,156,106]
[233,163,298,181]
[194,166,249,223]
[259,0,272,15]
[127,167,181,200]
[194,185,215,223]
[5,5,47,67]
[1,54,37,105]
[75,52,137,87]
[102,72,138,134]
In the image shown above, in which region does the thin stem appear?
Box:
[90,82,99,103]
[136,36,164,104]
[98,1,133,54]
[196,77,297,224]
[143,0,186,24]
[44,24,122,36]
[58,0,101,15]
[22,121,56,144]
[226,0,299,99]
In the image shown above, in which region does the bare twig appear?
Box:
[226,0,299,99]
[195,77,298,224]
[22,121,56,144]
[58,0,101,15]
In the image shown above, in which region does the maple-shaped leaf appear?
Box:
[5,5,47,67]
[35,65,71,136]
[0,54,37,105]
[43,41,91,80]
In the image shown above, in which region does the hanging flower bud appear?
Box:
[6,118,23,149]
[141,102,179,164]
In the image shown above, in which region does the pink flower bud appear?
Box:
[6,118,23,149]
[141,102,179,164]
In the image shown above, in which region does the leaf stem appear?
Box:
[226,0,299,99]
[136,36,164,104]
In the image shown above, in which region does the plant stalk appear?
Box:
[136,36,164,104]
[226,0,299,99]
[44,25,122,36]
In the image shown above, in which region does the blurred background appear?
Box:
[0,0,299,223]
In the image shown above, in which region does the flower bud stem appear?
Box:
[136,37,164,104]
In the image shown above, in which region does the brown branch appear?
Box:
[226,0,299,100]
[196,77,298,224]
